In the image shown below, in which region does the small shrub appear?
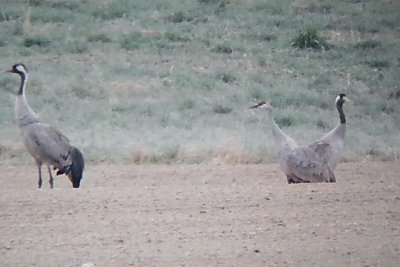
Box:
[92,5,127,20]
[201,38,211,46]
[121,33,140,50]
[121,33,165,50]
[50,1,80,10]
[198,0,230,4]
[276,116,295,127]
[165,32,191,42]
[256,56,268,67]
[217,73,236,83]
[316,119,329,129]
[181,99,196,110]
[378,101,395,114]
[71,84,91,99]
[23,36,51,47]
[291,28,329,50]
[166,11,193,23]
[163,145,180,163]
[29,0,45,6]
[366,148,390,161]
[295,3,332,14]
[259,33,277,42]
[120,33,150,50]
[242,33,277,42]
[366,60,390,69]
[355,40,381,50]
[0,9,21,22]
[388,90,400,99]
[64,41,89,54]
[252,0,291,15]
[249,88,267,100]
[198,0,230,10]
[88,33,111,43]
[212,44,233,54]
[318,102,329,109]
[213,105,233,114]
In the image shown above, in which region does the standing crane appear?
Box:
[308,94,349,170]
[249,95,348,183]
[3,64,84,188]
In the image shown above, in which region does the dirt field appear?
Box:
[0,161,399,267]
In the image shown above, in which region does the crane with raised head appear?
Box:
[3,63,84,188]
[250,96,346,183]
[308,93,349,170]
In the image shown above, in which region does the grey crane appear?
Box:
[3,63,84,188]
[308,94,349,170]
[250,97,344,184]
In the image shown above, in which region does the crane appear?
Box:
[249,96,348,183]
[308,94,349,170]
[3,63,84,188]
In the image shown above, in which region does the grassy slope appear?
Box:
[0,0,399,164]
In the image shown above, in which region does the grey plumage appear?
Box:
[4,63,84,188]
[308,94,349,170]
[281,145,336,183]
[250,96,348,184]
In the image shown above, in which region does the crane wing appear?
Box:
[309,124,346,170]
[284,147,335,183]
[308,138,343,170]
[21,122,73,169]
[308,141,332,165]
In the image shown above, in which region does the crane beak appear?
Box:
[343,96,350,102]
[2,69,12,73]
[249,104,258,109]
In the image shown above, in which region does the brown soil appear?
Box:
[0,162,399,266]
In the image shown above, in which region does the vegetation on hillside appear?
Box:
[1,0,399,164]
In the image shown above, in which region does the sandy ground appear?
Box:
[0,161,399,267]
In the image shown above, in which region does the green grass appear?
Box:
[292,28,329,50]
[0,0,400,165]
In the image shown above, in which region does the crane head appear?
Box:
[3,64,28,75]
[249,101,273,110]
[336,94,350,105]
[67,147,85,188]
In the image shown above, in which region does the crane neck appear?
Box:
[15,71,40,126]
[17,71,27,96]
[271,119,297,147]
[262,109,297,148]
[336,101,346,124]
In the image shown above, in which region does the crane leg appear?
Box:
[38,164,43,188]
[47,166,54,189]
[287,174,309,184]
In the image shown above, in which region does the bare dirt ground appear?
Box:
[0,161,399,267]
